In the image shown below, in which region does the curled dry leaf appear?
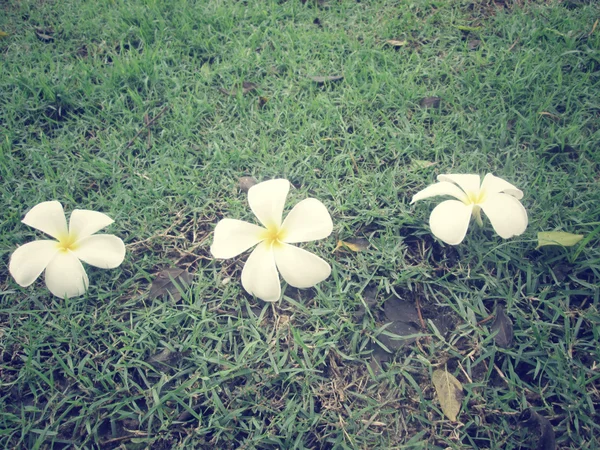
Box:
[519,408,556,450]
[386,39,407,47]
[537,231,584,249]
[35,28,54,42]
[491,305,514,348]
[432,369,463,422]
[309,75,344,84]
[149,267,194,301]
[238,176,258,192]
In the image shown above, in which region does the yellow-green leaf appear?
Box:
[432,369,463,422]
[333,238,369,253]
[537,231,584,249]
[0,30,9,39]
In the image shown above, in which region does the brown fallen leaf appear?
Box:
[333,237,369,253]
[491,305,514,348]
[242,81,258,94]
[239,176,258,192]
[149,267,194,301]
[386,39,407,47]
[468,39,481,50]
[309,75,343,84]
[432,368,463,422]
[420,97,441,109]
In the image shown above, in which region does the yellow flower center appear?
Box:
[261,224,286,248]
[465,189,486,205]
[56,234,79,252]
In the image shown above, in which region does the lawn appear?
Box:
[1,0,600,448]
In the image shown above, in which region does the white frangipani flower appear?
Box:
[9,201,126,298]
[410,173,528,245]
[210,179,333,302]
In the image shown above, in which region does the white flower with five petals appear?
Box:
[9,201,126,298]
[411,173,528,245]
[210,179,333,302]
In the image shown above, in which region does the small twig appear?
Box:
[144,113,152,149]
[125,104,170,149]
[507,38,519,52]
[415,297,427,330]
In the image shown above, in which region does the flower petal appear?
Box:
[72,235,126,268]
[281,198,333,243]
[437,174,481,197]
[480,193,528,239]
[44,251,89,298]
[241,241,281,302]
[274,244,331,288]
[480,173,523,199]
[429,200,474,245]
[248,179,289,228]
[9,240,60,287]
[22,201,68,239]
[211,219,265,259]
[411,181,469,204]
[70,209,115,241]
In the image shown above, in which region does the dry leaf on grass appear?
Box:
[519,408,556,450]
[333,237,369,253]
[432,369,463,422]
[35,28,54,42]
[309,75,343,84]
[385,39,407,47]
[238,176,258,192]
[149,267,193,301]
[491,306,514,348]
[420,97,441,109]
[219,81,258,96]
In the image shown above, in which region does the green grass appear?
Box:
[1,0,600,448]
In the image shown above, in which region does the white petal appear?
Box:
[480,193,528,239]
[241,241,281,302]
[411,181,468,204]
[274,244,331,288]
[437,174,481,197]
[281,198,333,243]
[429,200,474,245]
[248,179,289,228]
[9,240,60,287]
[480,173,523,199]
[210,219,265,259]
[44,252,89,298]
[72,235,126,268]
[22,201,68,240]
[69,209,115,241]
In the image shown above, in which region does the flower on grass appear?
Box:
[410,173,528,245]
[210,179,333,302]
[9,201,126,298]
